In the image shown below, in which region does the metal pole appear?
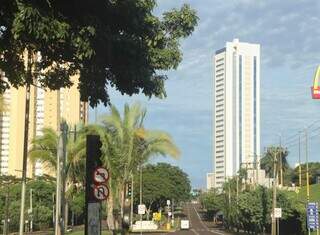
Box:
[61,124,67,235]
[140,164,142,235]
[277,218,279,235]
[19,82,31,235]
[305,129,311,235]
[299,134,302,188]
[52,193,55,226]
[55,126,64,235]
[30,189,33,232]
[130,175,134,228]
[271,148,278,235]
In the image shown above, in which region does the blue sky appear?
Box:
[90,0,320,188]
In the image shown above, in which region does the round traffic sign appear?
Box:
[93,167,109,183]
[93,184,109,201]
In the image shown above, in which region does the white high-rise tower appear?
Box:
[213,39,261,188]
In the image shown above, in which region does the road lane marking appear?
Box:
[191,228,200,235]
[192,205,208,231]
[192,205,227,235]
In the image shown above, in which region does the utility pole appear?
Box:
[271,148,278,235]
[279,134,283,187]
[61,124,68,234]
[305,129,311,235]
[299,133,302,188]
[55,123,67,235]
[19,82,31,235]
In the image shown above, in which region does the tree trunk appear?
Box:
[64,201,68,231]
[120,184,125,224]
[107,193,116,233]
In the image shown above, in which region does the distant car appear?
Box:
[191,200,198,204]
[180,219,190,230]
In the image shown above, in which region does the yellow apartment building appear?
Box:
[0,74,88,177]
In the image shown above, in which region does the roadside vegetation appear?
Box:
[200,145,320,235]
[0,103,191,234]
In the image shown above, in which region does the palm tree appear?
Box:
[260,146,289,185]
[88,103,180,232]
[29,128,58,172]
[29,125,85,229]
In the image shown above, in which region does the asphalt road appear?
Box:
[145,203,227,235]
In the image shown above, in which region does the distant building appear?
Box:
[0,73,88,177]
[213,39,261,188]
[206,173,215,190]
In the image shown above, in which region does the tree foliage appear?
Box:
[291,162,320,185]
[261,146,289,179]
[133,163,191,214]
[199,189,223,220]
[0,178,55,232]
[0,1,198,106]
[201,179,307,234]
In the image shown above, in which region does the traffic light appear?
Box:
[127,182,132,197]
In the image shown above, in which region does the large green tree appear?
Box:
[199,188,223,221]
[133,163,191,219]
[0,177,55,233]
[0,1,198,105]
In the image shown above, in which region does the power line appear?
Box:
[283,125,320,147]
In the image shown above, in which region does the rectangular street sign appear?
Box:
[138,204,146,215]
[307,202,319,230]
[274,208,282,218]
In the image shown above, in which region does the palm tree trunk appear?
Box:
[120,182,127,230]
[64,201,68,231]
[107,192,116,233]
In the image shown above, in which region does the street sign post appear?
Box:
[307,202,319,231]
[85,135,108,235]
